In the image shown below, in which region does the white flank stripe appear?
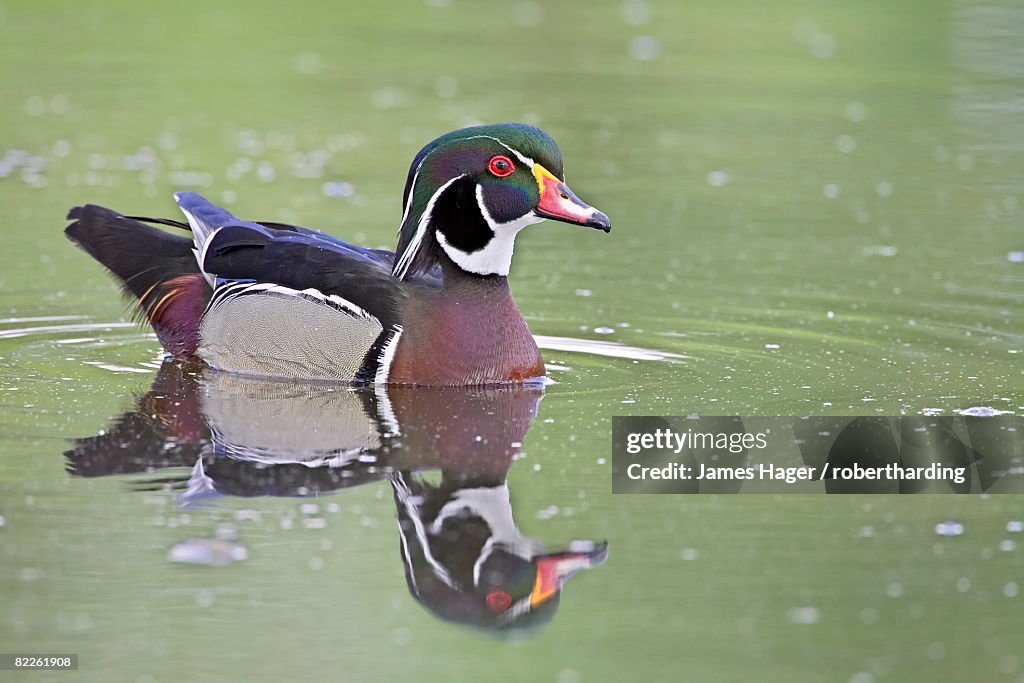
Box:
[374,325,403,385]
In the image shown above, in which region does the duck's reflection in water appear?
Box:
[65,362,607,633]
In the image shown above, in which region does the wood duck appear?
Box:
[65,124,610,386]
[67,364,609,633]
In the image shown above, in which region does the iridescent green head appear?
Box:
[392,124,610,280]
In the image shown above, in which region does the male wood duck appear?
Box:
[65,124,610,386]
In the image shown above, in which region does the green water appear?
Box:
[2,0,1023,681]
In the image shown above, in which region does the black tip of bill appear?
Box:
[587,210,611,233]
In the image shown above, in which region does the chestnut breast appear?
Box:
[387,282,544,386]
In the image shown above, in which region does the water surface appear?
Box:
[1,1,1022,681]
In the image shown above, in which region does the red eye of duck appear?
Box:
[485,590,513,612]
[488,155,514,177]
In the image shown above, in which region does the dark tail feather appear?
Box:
[65,205,211,359]
[65,205,197,298]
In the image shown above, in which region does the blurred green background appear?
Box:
[1,0,1022,681]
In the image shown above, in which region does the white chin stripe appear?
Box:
[434,185,543,276]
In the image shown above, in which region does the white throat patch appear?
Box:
[435,184,544,276]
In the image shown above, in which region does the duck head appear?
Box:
[393,123,611,280]
[393,471,609,635]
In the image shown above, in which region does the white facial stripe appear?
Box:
[460,134,535,168]
[393,174,465,279]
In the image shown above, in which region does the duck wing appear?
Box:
[174,192,408,382]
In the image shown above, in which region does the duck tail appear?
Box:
[65,204,212,359]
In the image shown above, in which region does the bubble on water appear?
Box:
[20,567,42,583]
[826,310,835,320]
[849,673,874,683]
[862,245,898,257]
[279,517,294,531]
[322,181,354,198]
[935,521,964,537]
[594,326,615,334]
[1007,521,1024,533]
[765,343,780,349]
[196,589,216,608]
[955,577,971,592]
[256,161,276,183]
[629,35,660,61]
[309,556,325,570]
[845,101,867,122]
[372,87,406,109]
[859,607,876,624]
[168,538,248,566]
[435,76,458,99]
[621,0,651,25]
[215,524,237,541]
[999,539,1017,552]
[558,669,581,683]
[680,547,699,561]
[513,1,543,26]
[303,518,327,530]
[836,135,856,154]
[707,170,729,187]
[158,131,179,151]
[809,33,836,59]
[235,509,261,522]
[48,93,70,114]
[886,582,904,598]
[25,95,46,116]
[1007,252,1024,263]
[875,181,893,197]
[1004,582,1019,598]
[52,139,71,157]
[858,525,874,538]
[575,289,593,297]
[536,505,559,520]
[824,183,840,199]
[0,515,5,528]
[294,51,323,75]
[786,606,820,624]
[300,503,320,516]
